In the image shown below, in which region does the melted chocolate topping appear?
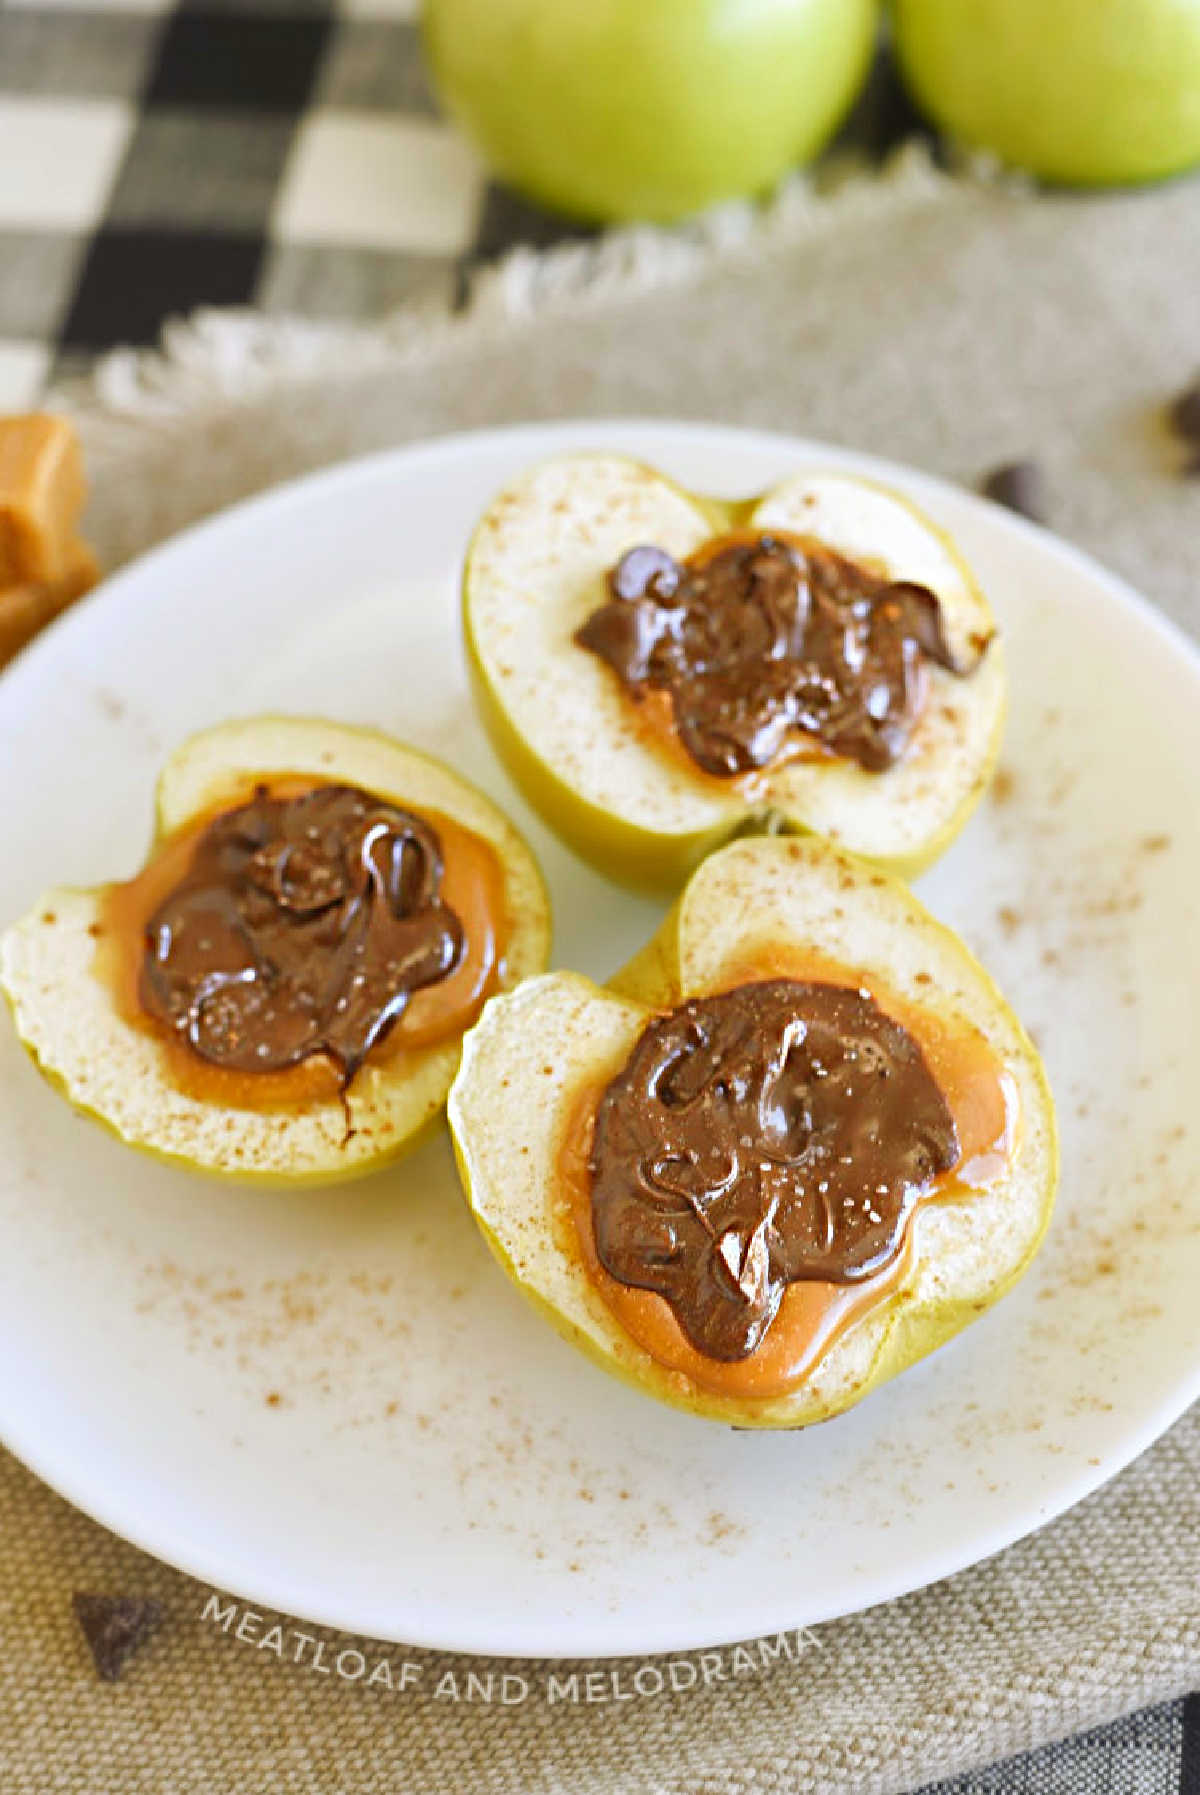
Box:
[588,981,959,1362]
[140,783,464,1088]
[576,534,987,776]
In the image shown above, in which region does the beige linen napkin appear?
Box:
[3,148,1199,1793]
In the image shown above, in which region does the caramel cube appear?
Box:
[0,414,88,588]
[0,542,99,670]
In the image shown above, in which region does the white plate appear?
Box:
[1,421,1198,1660]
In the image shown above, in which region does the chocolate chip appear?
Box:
[980,461,1047,524]
[1168,379,1200,442]
[73,1593,165,1681]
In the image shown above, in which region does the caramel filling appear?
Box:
[96,776,507,1112]
[558,950,1016,1401]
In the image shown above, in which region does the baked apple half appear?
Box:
[464,454,1005,888]
[449,834,1055,1427]
[1,717,550,1183]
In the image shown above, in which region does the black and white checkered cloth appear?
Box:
[2,5,1200,1788]
[0,0,925,401]
[1,0,483,399]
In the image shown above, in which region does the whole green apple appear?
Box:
[892,0,1200,184]
[421,0,880,223]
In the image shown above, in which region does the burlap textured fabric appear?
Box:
[3,150,1199,1792]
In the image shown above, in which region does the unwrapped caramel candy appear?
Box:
[0,414,98,670]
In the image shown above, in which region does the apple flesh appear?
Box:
[893,0,1200,185]
[422,0,880,223]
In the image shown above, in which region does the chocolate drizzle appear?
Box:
[576,533,987,776]
[587,981,959,1362]
[140,783,464,1089]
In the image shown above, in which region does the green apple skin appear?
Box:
[893,0,1200,185]
[421,0,880,223]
